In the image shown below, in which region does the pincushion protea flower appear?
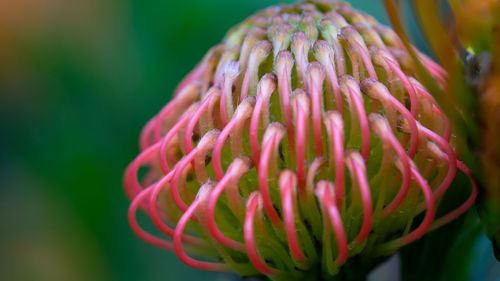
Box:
[124,0,478,279]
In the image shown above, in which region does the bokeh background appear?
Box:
[0,0,498,281]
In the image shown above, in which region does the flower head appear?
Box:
[124,0,477,279]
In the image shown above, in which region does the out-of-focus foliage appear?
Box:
[383,0,500,261]
[448,0,500,258]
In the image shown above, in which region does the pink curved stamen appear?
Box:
[148,170,206,246]
[184,91,218,154]
[346,152,372,245]
[383,57,419,118]
[240,41,272,101]
[153,84,200,146]
[213,118,238,180]
[412,82,451,141]
[382,142,411,217]
[306,158,326,199]
[324,111,345,208]
[276,51,296,153]
[361,78,419,158]
[270,23,292,58]
[419,53,447,78]
[219,61,240,126]
[326,66,344,114]
[373,25,405,50]
[128,185,173,250]
[219,85,229,126]
[352,23,386,49]
[344,42,361,81]
[353,40,377,80]
[314,41,343,114]
[159,106,197,174]
[383,95,419,159]
[250,75,276,166]
[259,125,284,227]
[170,149,198,214]
[173,187,230,272]
[214,99,254,180]
[206,162,248,252]
[308,62,326,157]
[240,70,252,102]
[224,175,245,220]
[238,27,266,70]
[416,50,448,86]
[316,181,348,266]
[244,192,277,276]
[293,92,309,193]
[418,124,457,201]
[279,170,306,263]
[368,115,412,217]
[344,80,370,161]
[332,39,346,76]
[395,165,435,247]
[171,131,219,214]
[292,31,310,91]
[381,140,411,217]
[124,141,161,200]
[429,160,478,231]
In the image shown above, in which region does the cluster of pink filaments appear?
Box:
[124,1,477,279]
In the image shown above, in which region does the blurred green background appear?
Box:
[0,1,498,281]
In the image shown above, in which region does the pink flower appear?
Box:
[124,1,477,279]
